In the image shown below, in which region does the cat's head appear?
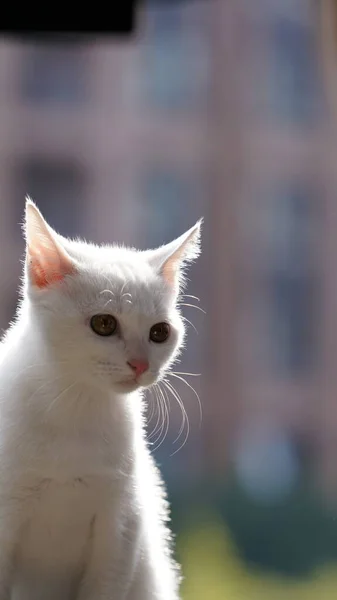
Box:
[22,198,202,394]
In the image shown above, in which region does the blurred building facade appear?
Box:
[0,0,336,503]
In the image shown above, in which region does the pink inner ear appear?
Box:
[162,260,178,286]
[28,243,75,289]
[161,245,186,287]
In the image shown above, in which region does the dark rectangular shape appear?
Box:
[0,1,138,37]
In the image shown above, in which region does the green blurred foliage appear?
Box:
[218,475,337,577]
[169,475,337,599]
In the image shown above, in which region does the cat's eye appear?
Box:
[149,322,170,344]
[90,314,117,337]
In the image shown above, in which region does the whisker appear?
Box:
[44,381,79,417]
[155,384,169,449]
[172,371,201,377]
[25,375,70,407]
[100,273,117,292]
[147,386,163,441]
[150,386,166,447]
[169,373,202,429]
[99,289,115,297]
[103,298,113,309]
[11,361,69,379]
[118,280,132,311]
[120,281,129,297]
[74,389,96,436]
[163,381,189,456]
[161,382,183,445]
[179,303,206,314]
[146,390,156,424]
[147,388,159,433]
[162,379,190,455]
[160,381,186,447]
[72,388,86,437]
[151,384,170,452]
[182,316,198,335]
[181,294,201,303]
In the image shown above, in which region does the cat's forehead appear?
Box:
[68,259,170,318]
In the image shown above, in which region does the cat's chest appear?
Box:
[10,424,130,481]
[40,435,120,477]
[16,477,107,571]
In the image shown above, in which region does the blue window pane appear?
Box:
[143,3,208,111]
[267,17,322,124]
[21,44,88,106]
[141,169,198,248]
[264,185,319,375]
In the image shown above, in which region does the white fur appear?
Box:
[0,200,201,600]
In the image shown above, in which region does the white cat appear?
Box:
[0,198,202,600]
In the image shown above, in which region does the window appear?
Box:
[142,2,209,111]
[261,184,319,375]
[20,43,88,106]
[138,167,202,248]
[14,158,86,238]
[266,16,321,124]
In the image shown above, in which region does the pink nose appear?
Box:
[127,359,149,378]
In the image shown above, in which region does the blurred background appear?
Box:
[1,0,337,597]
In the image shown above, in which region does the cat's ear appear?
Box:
[146,220,202,291]
[24,197,76,289]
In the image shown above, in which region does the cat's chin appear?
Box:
[113,380,140,393]
[113,375,157,394]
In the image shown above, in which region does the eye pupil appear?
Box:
[90,314,117,337]
[149,322,170,344]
